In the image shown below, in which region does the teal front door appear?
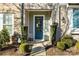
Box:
[35,16,43,40]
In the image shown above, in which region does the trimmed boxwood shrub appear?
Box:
[75,41,79,49]
[56,42,65,50]
[61,35,74,48]
[56,35,75,50]
[19,43,30,54]
[61,39,73,48]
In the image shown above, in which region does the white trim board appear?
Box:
[33,15,45,41]
[26,9,52,12]
[68,8,79,34]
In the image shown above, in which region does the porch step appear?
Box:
[30,43,46,56]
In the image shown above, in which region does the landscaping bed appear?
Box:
[46,34,79,56]
[47,46,79,55]
[0,47,19,56]
[0,44,30,56]
[0,44,20,56]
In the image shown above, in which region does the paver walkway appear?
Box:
[30,43,46,56]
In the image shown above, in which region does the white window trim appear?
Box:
[33,15,45,41]
[70,9,79,34]
[2,14,14,36]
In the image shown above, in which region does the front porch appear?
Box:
[25,10,52,44]
[24,10,53,56]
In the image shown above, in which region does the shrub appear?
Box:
[1,27,10,42]
[75,41,79,49]
[19,43,30,54]
[56,35,75,50]
[56,42,65,50]
[61,39,73,48]
[0,44,2,50]
[61,35,74,48]
[65,39,73,48]
[21,26,28,40]
[21,39,26,44]
[0,33,5,46]
[62,35,73,39]
[0,27,10,47]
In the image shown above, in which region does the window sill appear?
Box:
[71,32,79,35]
[71,28,79,35]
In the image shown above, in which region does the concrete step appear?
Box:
[30,43,46,56]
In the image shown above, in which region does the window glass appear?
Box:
[3,14,13,35]
[4,14,12,25]
[73,9,79,28]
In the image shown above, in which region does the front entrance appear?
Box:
[33,15,44,40]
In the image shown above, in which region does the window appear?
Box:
[68,8,79,33]
[73,9,79,28]
[0,14,13,35]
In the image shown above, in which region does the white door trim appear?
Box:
[33,15,45,41]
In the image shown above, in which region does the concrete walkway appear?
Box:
[30,43,46,56]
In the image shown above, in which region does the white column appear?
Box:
[25,11,29,26]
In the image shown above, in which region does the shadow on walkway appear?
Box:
[31,46,45,56]
[31,45,53,56]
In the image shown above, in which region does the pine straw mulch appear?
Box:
[46,46,79,56]
[0,44,21,56]
[0,44,30,56]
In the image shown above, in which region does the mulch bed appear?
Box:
[46,46,79,56]
[0,44,30,56]
[1,44,79,56]
[0,44,20,56]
